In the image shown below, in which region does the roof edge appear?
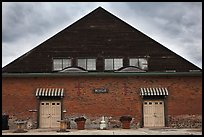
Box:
[2,72,202,77]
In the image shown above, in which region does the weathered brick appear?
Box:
[2,76,202,129]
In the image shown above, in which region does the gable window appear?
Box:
[129,58,148,70]
[129,58,139,67]
[87,59,96,70]
[77,58,96,70]
[105,59,113,70]
[53,58,72,71]
[105,58,123,70]
[77,59,86,69]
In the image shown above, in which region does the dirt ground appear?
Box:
[2,128,202,135]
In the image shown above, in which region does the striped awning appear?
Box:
[140,88,168,96]
[35,88,64,97]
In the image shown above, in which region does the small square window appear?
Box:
[87,59,96,70]
[78,59,86,69]
[77,58,96,70]
[129,58,148,70]
[105,59,114,70]
[53,58,72,71]
[114,58,123,70]
[130,58,139,67]
[105,58,123,70]
[53,59,62,71]
[139,58,148,70]
[63,59,72,69]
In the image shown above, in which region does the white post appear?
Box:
[100,116,107,130]
[102,116,105,121]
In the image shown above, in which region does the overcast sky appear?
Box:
[2,2,202,69]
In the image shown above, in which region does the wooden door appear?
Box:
[143,100,165,127]
[40,101,61,128]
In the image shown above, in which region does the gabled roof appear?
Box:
[2,7,201,73]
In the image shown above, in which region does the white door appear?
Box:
[40,101,61,128]
[143,100,165,127]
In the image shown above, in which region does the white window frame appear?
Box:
[139,58,148,70]
[105,58,123,70]
[129,58,148,70]
[114,58,123,70]
[77,59,87,70]
[105,59,114,70]
[53,58,72,71]
[87,59,96,70]
[129,58,139,67]
[77,58,96,71]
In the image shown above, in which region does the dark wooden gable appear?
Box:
[2,7,201,73]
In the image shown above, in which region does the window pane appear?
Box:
[87,59,96,70]
[78,59,86,69]
[114,58,123,70]
[63,59,71,69]
[105,59,113,70]
[139,58,148,70]
[129,58,139,67]
[53,59,62,70]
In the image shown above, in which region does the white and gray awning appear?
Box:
[35,88,64,97]
[140,87,168,96]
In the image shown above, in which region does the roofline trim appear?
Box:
[2,72,202,77]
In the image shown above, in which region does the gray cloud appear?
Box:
[112,2,202,68]
[2,2,202,69]
[3,2,76,43]
[2,2,100,43]
[2,2,98,67]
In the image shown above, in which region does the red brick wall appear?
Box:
[2,76,202,126]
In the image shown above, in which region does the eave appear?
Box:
[2,72,202,77]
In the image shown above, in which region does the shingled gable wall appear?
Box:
[2,7,201,73]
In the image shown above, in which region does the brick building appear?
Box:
[2,7,202,129]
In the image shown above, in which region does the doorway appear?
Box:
[143,100,165,127]
[39,101,61,128]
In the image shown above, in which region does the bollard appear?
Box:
[100,116,107,130]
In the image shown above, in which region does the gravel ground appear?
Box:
[2,128,202,135]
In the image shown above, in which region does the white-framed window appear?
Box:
[129,58,148,70]
[114,58,123,70]
[129,58,139,67]
[87,59,96,70]
[53,58,72,71]
[139,58,148,70]
[77,58,96,70]
[105,58,123,70]
[105,59,114,70]
[78,59,86,69]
